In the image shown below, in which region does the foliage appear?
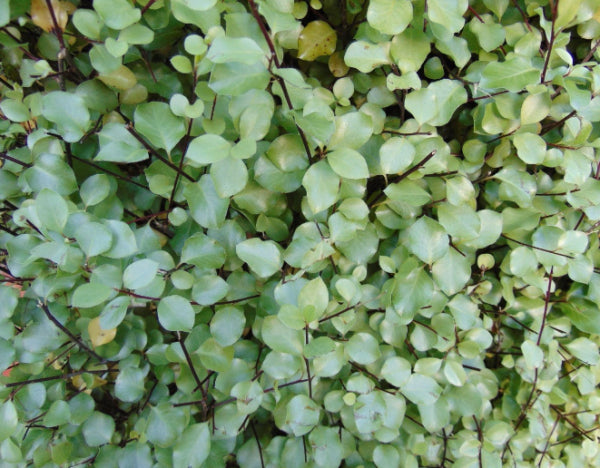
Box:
[1,0,600,466]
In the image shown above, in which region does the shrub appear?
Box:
[1,0,600,466]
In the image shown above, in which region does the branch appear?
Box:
[122,120,195,182]
[4,368,117,388]
[70,153,151,191]
[39,301,104,361]
[174,377,310,408]
[540,0,558,83]
[247,0,313,164]
[501,234,573,259]
[0,152,32,168]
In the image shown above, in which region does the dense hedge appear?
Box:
[1,0,600,466]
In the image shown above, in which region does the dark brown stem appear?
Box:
[124,123,195,182]
[501,234,573,259]
[70,154,151,191]
[540,0,558,83]
[140,0,158,15]
[4,369,117,388]
[247,0,313,163]
[168,115,194,210]
[250,421,265,468]
[40,302,104,361]
[175,377,310,408]
[304,326,312,398]
[537,267,554,346]
[0,152,32,168]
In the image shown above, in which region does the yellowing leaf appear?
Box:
[31,0,69,33]
[298,21,337,61]
[88,317,117,348]
[98,65,138,90]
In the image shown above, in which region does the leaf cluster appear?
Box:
[1,0,600,466]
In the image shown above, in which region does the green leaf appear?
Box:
[401,374,442,406]
[302,160,340,213]
[184,175,229,229]
[115,367,146,402]
[309,426,344,467]
[560,299,600,334]
[186,134,231,166]
[24,153,78,195]
[373,445,401,468]
[43,400,71,427]
[0,0,9,28]
[391,260,434,317]
[123,259,159,290]
[494,167,537,207]
[236,238,282,278]
[207,37,265,65]
[158,295,195,331]
[94,0,141,30]
[80,174,111,207]
[480,57,541,92]
[297,21,337,61]
[381,356,412,387]
[82,412,115,447]
[103,220,138,259]
[210,156,248,197]
[327,148,369,179]
[73,9,103,40]
[209,62,270,96]
[146,403,185,448]
[0,401,17,442]
[432,249,471,295]
[346,332,382,365]
[304,336,337,359]
[379,137,415,174]
[565,337,599,365]
[385,180,432,206]
[328,112,373,150]
[367,0,413,35]
[521,90,551,125]
[35,188,68,233]
[285,395,321,436]
[261,315,304,355]
[100,296,130,329]
[232,380,263,414]
[75,222,113,257]
[181,233,226,269]
[198,337,234,372]
[513,133,546,164]
[72,282,113,308]
[405,216,449,264]
[96,123,149,163]
[210,306,245,347]
[298,277,329,317]
[191,274,229,305]
[173,423,211,468]
[405,80,467,126]
[345,40,390,73]
[41,92,90,142]
[428,0,468,33]
[134,102,186,153]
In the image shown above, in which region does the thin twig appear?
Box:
[536,267,554,346]
[250,421,265,468]
[40,301,103,361]
[4,369,117,388]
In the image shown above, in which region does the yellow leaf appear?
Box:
[328,51,349,77]
[88,317,117,348]
[98,65,138,90]
[297,21,337,61]
[31,0,69,33]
